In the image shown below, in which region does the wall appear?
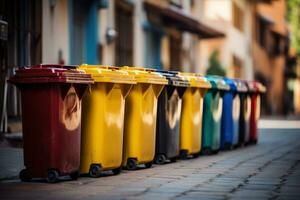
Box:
[195,0,253,79]
[42,0,69,64]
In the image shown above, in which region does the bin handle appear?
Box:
[61,86,81,131]
[34,64,78,69]
[120,84,133,98]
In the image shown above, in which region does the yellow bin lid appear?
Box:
[79,64,136,84]
[178,72,211,89]
[122,66,168,85]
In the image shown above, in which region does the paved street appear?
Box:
[0,120,300,200]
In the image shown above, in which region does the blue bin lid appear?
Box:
[223,77,237,92]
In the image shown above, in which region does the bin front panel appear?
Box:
[202,91,213,149]
[250,94,260,142]
[212,92,222,150]
[244,95,252,143]
[221,92,234,148]
[202,90,222,151]
[123,83,161,165]
[156,86,182,159]
[232,94,241,145]
[180,88,204,155]
[80,83,126,173]
[22,84,82,177]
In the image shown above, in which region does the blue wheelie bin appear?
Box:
[221,78,247,150]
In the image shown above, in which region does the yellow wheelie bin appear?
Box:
[177,73,211,158]
[79,65,136,177]
[122,67,168,170]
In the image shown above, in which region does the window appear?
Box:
[232,2,244,32]
[115,1,133,66]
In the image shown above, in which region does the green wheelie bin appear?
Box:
[202,76,229,155]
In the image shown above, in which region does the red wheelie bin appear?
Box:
[9,64,93,183]
[248,81,266,144]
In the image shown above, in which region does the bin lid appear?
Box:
[79,64,136,84]
[205,75,230,91]
[154,69,190,87]
[223,77,237,92]
[247,81,266,93]
[177,73,211,88]
[233,79,248,93]
[9,64,93,84]
[121,66,168,85]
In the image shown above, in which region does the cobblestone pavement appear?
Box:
[0,128,300,200]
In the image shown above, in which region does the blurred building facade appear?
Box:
[0,0,297,132]
[195,0,290,115]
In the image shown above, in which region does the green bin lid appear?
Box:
[204,75,229,91]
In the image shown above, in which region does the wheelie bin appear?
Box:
[177,73,211,159]
[202,76,229,155]
[79,65,135,177]
[155,70,189,164]
[122,67,167,170]
[9,64,93,183]
[236,80,251,146]
[248,81,266,144]
[220,78,247,150]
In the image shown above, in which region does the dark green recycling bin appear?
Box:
[202,76,229,154]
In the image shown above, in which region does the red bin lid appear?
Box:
[9,64,94,84]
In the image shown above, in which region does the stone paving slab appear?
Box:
[0,128,300,200]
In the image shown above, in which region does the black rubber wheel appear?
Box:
[155,154,166,164]
[170,157,177,163]
[112,167,122,175]
[19,169,31,182]
[70,171,79,180]
[145,161,153,168]
[179,150,188,159]
[213,149,219,154]
[202,148,212,155]
[46,169,59,183]
[192,153,200,158]
[89,164,101,178]
[126,158,137,170]
[223,143,233,151]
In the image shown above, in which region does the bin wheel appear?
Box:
[47,169,59,183]
[224,143,233,150]
[155,154,166,164]
[145,161,153,168]
[112,167,122,175]
[192,153,200,158]
[179,150,188,159]
[202,148,212,155]
[126,159,137,170]
[70,171,79,180]
[170,157,177,163]
[89,164,101,178]
[19,169,31,182]
[213,149,219,154]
